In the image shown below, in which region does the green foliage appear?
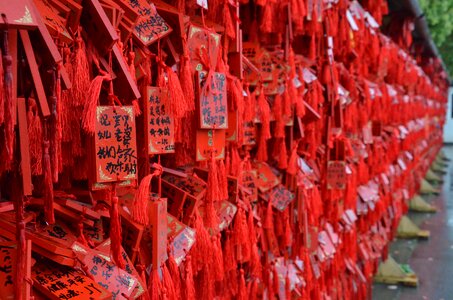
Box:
[419,0,453,74]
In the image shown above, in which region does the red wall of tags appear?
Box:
[0,0,448,299]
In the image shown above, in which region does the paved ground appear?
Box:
[372,147,453,300]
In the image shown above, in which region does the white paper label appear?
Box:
[197,0,208,9]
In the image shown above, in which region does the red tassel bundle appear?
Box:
[132,173,155,225]
[109,194,125,269]
[43,140,55,224]
[82,75,110,134]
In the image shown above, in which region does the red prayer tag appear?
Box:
[94,106,138,184]
[145,87,175,154]
[326,161,346,190]
[196,129,226,161]
[198,72,228,129]
[125,0,172,45]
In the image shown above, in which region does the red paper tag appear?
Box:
[94,106,138,183]
[326,161,346,190]
[196,129,226,161]
[145,87,175,154]
[198,72,228,129]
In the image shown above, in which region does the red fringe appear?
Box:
[43,140,55,224]
[148,268,161,300]
[183,256,196,300]
[132,173,155,225]
[82,75,108,134]
[109,195,125,269]
[167,255,181,300]
[0,46,3,125]
[179,39,195,113]
[205,155,221,229]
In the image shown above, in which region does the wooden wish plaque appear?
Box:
[72,242,139,299]
[187,25,221,72]
[32,261,111,300]
[197,72,228,129]
[167,214,196,265]
[326,161,347,190]
[145,87,175,154]
[124,0,172,46]
[254,162,280,193]
[94,106,138,184]
[196,129,226,161]
[0,241,32,299]
[0,0,38,29]
[260,184,295,212]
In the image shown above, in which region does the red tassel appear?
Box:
[77,221,89,246]
[166,66,188,120]
[132,99,142,116]
[162,264,176,300]
[238,269,247,300]
[218,160,229,200]
[179,39,195,113]
[28,100,43,175]
[43,140,55,224]
[256,128,269,162]
[223,231,236,273]
[109,194,125,269]
[82,75,109,134]
[191,212,211,272]
[167,255,181,300]
[233,207,247,254]
[283,85,292,119]
[308,35,317,61]
[183,256,196,300]
[223,0,236,39]
[248,212,262,278]
[205,155,220,229]
[0,46,3,125]
[71,34,91,106]
[211,234,225,282]
[248,279,258,300]
[3,38,13,162]
[260,1,274,33]
[132,173,154,225]
[286,145,298,175]
[148,268,161,300]
[278,139,288,170]
[257,89,271,139]
[273,93,285,138]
